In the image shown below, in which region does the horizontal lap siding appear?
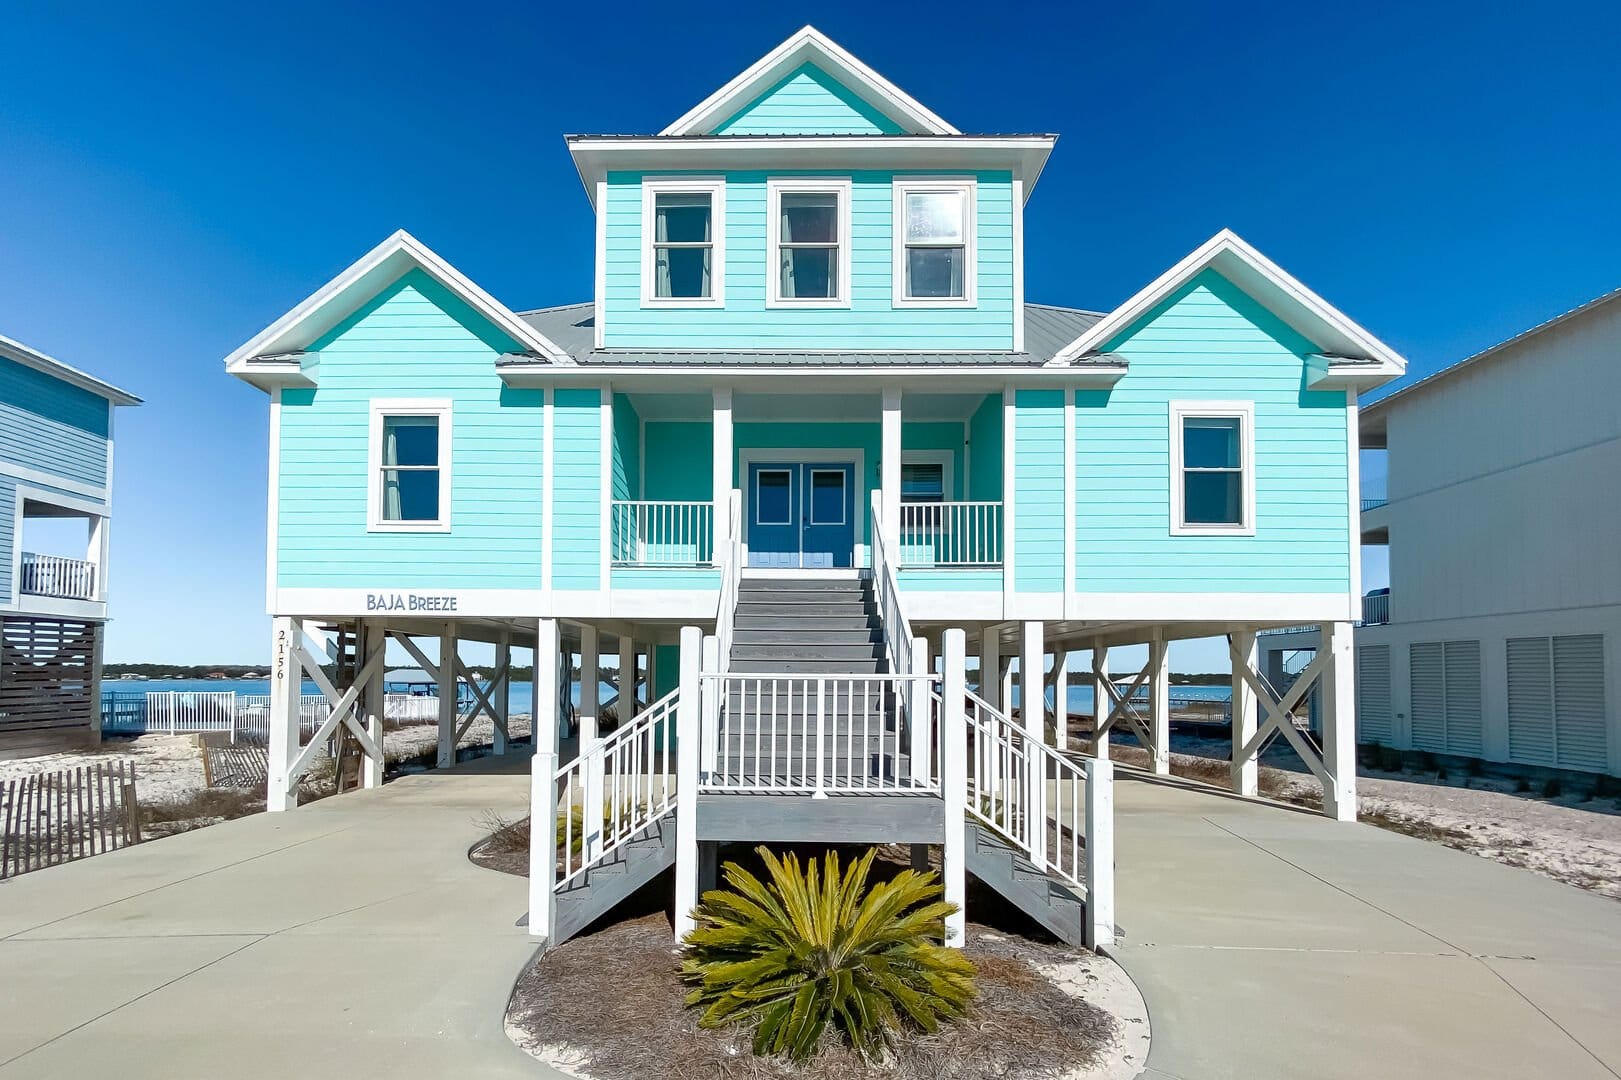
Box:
[603,170,1014,351]
[1075,270,1351,594]
[277,270,543,589]
[644,422,713,501]
[1014,390,1063,592]
[0,476,13,602]
[713,64,904,135]
[0,357,110,489]
[552,389,602,590]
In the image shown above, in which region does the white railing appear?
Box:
[898,502,1003,567]
[554,688,680,888]
[714,490,743,668]
[870,491,917,685]
[701,673,938,794]
[19,552,97,601]
[610,501,714,566]
[962,689,1103,899]
[235,694,333,739]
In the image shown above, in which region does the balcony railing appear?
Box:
[1361,497,1388,511]
[19,552,97,601]
[610,501,714,567]
[898,501,1003,568]
[1360,591,1390,625]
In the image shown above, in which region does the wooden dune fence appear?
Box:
[0,761,141,880]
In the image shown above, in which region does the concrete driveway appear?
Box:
[0,757,561,1079]
[1112,773,1621,1080]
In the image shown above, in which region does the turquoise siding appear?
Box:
[552,388,603,590]
[1013,389,1064,593]
[898,569,1002,593]
[276,270,544,589]
[611,568,721,590]
[1075,270,1351,593]
[0,355,111,489]
[602,170,1015,351]
[611,394,641,501]
[644,421,713,501]
[713,63,905,135]
[967,394,1002,500]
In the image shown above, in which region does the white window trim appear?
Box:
[900,449,954,501]
[1169,400,1255,537]
[891,178,977,308]
[367,398,453,533]
[766,177,852,308]
[641,177,726,308]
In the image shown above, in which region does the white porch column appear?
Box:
[1020,621,1045,743]
[1053,649,1071,751]
[881,386,902,547]
[1322,621,1358,821]
[578,625,602,860]
[940,627,968,948]
[1084,756,1115,951]
[361,621,386,788]
[529,617,560,939]
[712,388,733,552]
[673,625,703,942]
[978,628,1001,710]
[437,624,458,769]
[617,632,638,727]
[1148,631,1170,775]
[493,630,511,756]
[1230,630,1259,797]
[267,616,300,812]
[1091,645,1111,760]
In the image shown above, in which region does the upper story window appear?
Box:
[1170,401,1255,536]
[893,179,976,307]
[641,178,725,307]
[368,399,452,532]
[767,178,851,307]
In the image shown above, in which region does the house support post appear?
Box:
[493,629,512,756]
[1084,755,1115,952]
[673,625,702,942]
[1322,621,1357,821]
[700,636,719,778]
[617,631,637,726]
[528,617,560,940]
[436,624,458,769]
[578,625,602,860]
[1021,621,1047,870]
[360,621,386,788]
[940,628,967,948]
[909,636,931,784]
[1090,645,1110,760]
[1148,630,1170,775]
[1050,649,1071,750]
[1230,630,1259,796]
[267,616,301,812]
[979,629,1001,710]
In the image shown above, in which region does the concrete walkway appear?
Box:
[1112,772,1621,1080]
[0,758,563,1079]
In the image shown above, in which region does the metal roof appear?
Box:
[514,302,1109,367]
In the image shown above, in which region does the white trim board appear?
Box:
[639,177,727,309]
[765,176,853,309]
[891,178,978,309]
[1168,399,1256,537]
[365,398,453,533]
[0,462,110,503]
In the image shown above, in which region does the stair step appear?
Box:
[735,602,872,618]
[731,642,884,661]
[729,659,888,674]
[734,615,877,631]
[738,588,868,603]
[731,629,884,646]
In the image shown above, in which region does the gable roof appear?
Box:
[0,333,140,405]
[661,26,958,137]
[223,231,571,389]
[1048,229,1407,387]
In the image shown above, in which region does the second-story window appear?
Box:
[1169,401,1255,536]
[642,178,725,306]
[893,179,977,306]
[368,399,452,532]
[767,178,851,307]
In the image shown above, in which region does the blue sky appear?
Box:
[2,1,1617,667]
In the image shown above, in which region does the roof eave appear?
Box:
[0,334,142,405]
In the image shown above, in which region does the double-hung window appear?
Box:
[893,179,976,306]
[368,399,452,531]
[642,178,725,306]
[1169,401,1255,535]
[767,178,850,306]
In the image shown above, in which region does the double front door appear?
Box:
[746,462,856,569]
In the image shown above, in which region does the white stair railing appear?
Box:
[870,490,916,685]
[554,688,680,888]
[714,490,743,666]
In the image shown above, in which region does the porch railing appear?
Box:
[609,501,713,567]
[19,552,97,601]
[1361,591,1390,626]
[897,502,1003,567]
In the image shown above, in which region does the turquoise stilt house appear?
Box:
[226,27,1405,951]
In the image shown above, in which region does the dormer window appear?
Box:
[893,179,976,307]
[767,178,851,307]
[642,178,725,307]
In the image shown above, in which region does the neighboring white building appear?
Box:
[1356,287,1621,778]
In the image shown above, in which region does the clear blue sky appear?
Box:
[2,1,1617,667]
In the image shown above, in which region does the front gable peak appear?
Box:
[661,26,958,137]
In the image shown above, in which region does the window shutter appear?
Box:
[1506,637,1555,766]
[1442,640,1483,756]
[1553,634,1607,771]
[1357,645,1392,743]
[1409,643,1445,752]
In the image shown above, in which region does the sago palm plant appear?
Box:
[680,846,977,1062]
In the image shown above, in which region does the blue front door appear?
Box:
[747,462,856,568]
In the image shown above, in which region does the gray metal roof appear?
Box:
[514,302,1108,367]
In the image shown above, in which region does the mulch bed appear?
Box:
[507,912,1117,1080]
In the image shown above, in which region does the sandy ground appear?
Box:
[1121,731,1621,900]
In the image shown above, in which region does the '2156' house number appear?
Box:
[366,593,459,612]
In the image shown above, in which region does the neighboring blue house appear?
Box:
[0,333,139,757]
[227,28,1405,950]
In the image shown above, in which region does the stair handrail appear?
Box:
[554,687,680,888]
[869,489,916,684]
[714,489,743,672]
